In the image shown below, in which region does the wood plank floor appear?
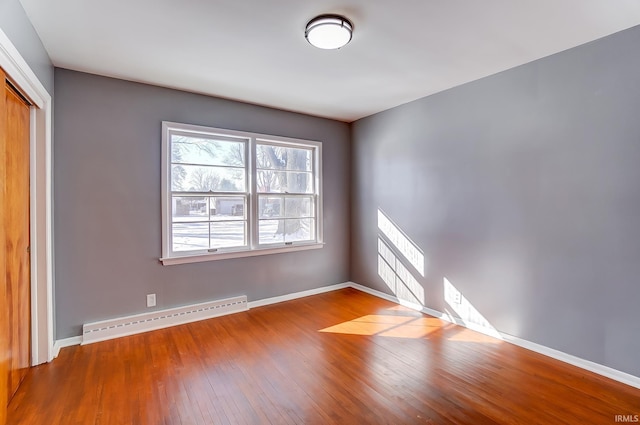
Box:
[7,288,640,424]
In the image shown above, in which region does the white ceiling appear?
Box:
[19,0,640,122]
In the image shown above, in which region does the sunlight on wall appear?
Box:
[371,210,500,343]
[378,238,425,305]
[377,209,425,277]
[443,277,502,340]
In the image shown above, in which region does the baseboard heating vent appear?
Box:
[82,295,248,345]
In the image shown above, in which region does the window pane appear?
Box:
[284,196,313,218]
[172,164,245,192]
[259,220,284,244]
[172,196,209,222]
[256,171,312,193]
[210,222,246,248]
[259,218,315,244]
[285,218,315,242]
[256,144,312,171]
[173,223,209,252]
[259,196,283,219]
[210,197,245,221]
[172,135,245,167]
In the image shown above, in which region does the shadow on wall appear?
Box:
[375,208,502,340]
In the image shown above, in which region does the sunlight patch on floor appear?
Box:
[319,314,443,339]
[448,328,502,344]
[320,306,502,343]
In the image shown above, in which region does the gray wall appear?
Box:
[54,69,350,339]
[0,0,53,94]
[351,25,640,377]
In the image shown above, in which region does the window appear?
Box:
[161,122,323,265]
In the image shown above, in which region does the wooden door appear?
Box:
[0,67,8,425]
[0,67,32,419]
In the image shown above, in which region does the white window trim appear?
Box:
[160,121,323,265]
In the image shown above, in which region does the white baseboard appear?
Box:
[247,282,351,309]
[499,333,640,390]
[49,280,640,390]
[53,336,83,358]
[347,281,640,390]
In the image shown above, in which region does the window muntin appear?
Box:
[162,122,322,263]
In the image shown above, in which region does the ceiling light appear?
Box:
[305,15,353,50]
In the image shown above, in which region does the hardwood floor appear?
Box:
[7,288,640,424]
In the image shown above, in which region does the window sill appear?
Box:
[160,243,324,266]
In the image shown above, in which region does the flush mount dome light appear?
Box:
[305,14,353,49]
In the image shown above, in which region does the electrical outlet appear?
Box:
[146,293,156,307]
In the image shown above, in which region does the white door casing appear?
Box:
[0,27,54,365]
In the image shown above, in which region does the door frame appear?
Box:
[0,28,53,365]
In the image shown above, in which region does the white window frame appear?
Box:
[160,121,323,265]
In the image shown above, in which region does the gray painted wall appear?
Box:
[351,25,640,377]
[54,69,350,339]
[0,0,53,94]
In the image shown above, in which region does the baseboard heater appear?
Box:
[82,295,248,345]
